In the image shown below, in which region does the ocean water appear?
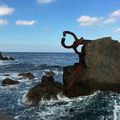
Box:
[0,52,120,120]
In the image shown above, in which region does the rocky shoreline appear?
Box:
[25,37,120,105]
[0,37,119,106]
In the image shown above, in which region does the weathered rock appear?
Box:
[85,37,120,83]
[2,78,20,85]
[63,37,120,97]
[0,51,15,60]
[63,64,90,97]
[26,75,64,105]
[18,72,35,80]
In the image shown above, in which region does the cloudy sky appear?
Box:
[0,0,120,52]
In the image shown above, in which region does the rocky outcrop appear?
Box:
[26,37,120,104]
[2,78,20,85]
[0,51,15,60]
[18,72,35,80]
[63,37,120,97]
[26,75,64,105]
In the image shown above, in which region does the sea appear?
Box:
[0,52,120,120]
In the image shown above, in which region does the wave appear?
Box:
[14,91,120,120]
[0,62,63,73]
[34,64,63,70]
[113,100,120,120]
[0,72,32,82]
[18,91,30,106]
[0,60,15,66]
[22,91,100,106]
[15,91,100,120]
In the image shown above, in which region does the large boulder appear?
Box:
[18,72,35,80]
[2,78,20,85]
[26,75,64,105]
[63,37,120,97]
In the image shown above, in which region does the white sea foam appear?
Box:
[0,72,27,86]
[14,115,21,120]
[57,93,72,102]
[0,74,7,81]
[0,83,19,90]
[16,91,30,107]
[37,99,74,119]
[11,73,20,79]
[39,91,99,106]
[17,78,30,83]
[0,60,15,66]
[0,72,36,83]
[58,91,100,103]
[0,60,9,65]
[0,72,19,81]
[21,91,31,105]
[43,69,63,76]
[53,69,63,75]
[114,100,117,120]
[14,91,101,120]
[113,100,120,120]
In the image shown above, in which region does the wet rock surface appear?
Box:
[18,72,35,80]
[26,75,64,105]
[2,78,20,85]
[63,37,120,97]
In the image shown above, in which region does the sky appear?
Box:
[0,0,120,52]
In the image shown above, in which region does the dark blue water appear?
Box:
[0,52,120,120]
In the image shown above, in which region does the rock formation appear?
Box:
[63,37,120,97]
[26,75,64,105]
[26,37,120,105]
[0,51,15,60]
[18,72,35,80]
[2,78,20,85]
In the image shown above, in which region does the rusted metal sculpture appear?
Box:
[61,31,92,67]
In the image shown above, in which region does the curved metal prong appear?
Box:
[63,31,78,41]
[61,37,73,48]
[61,31,79,49]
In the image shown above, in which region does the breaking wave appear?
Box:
[14,91,107,120]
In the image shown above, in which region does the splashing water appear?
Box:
[0,52,120,120]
